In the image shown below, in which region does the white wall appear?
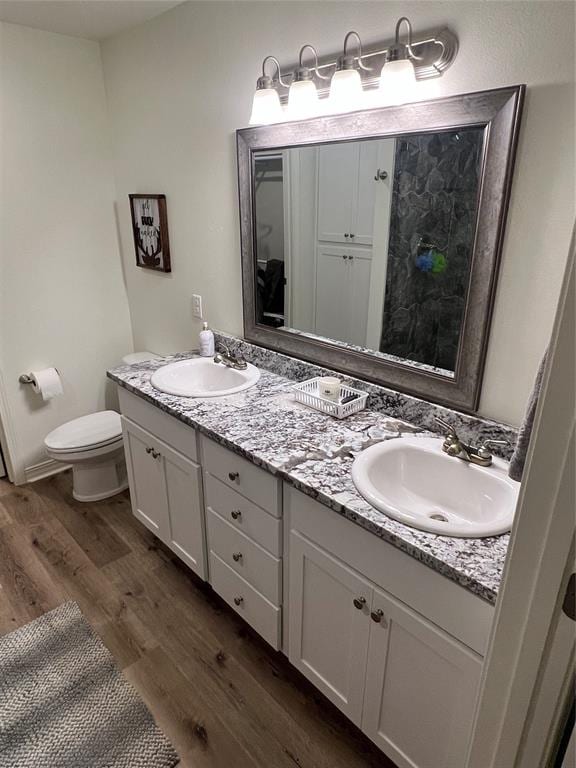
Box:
[0,22,134,481]
[100,0,575,427]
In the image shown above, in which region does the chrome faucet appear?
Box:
[435,417,507,467]
[213,344,248,371]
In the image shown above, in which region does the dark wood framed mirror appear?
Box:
[237,85,524,411]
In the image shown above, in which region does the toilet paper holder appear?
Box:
[19,370,59,384]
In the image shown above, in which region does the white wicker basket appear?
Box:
[293,378,368,419]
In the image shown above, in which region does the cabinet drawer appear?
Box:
[207,508,281,605]
[204,473,281,556]
[210,551,281,650]
[201,436,280,515]
[118,388,198,462]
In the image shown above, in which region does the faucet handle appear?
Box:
[477,438,508,459]
[480,438,508,447]
[435,416,458,437]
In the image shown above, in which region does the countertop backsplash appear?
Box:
[214,331,518,457]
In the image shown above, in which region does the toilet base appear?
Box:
[43,442,129,503]
[70,449,128,502]
[72,476,129,502]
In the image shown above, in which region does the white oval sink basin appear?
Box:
[151,357,260,398]
[352,436,519,538]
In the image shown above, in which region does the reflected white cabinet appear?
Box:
[317,142,379,246]
[288,527,483,768]
[315,245,372,346]
[121,416,206,580]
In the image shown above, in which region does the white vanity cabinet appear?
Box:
[118,389,207,580]
[117,385,495,768]
[201,435,283,650]
[285,485,490,768]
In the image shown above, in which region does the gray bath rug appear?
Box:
[0,602,179,768]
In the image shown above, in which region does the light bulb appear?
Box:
[287,79,318,120]
[328,68,363,113]
[378,58,416,106]
[249,86,283,125]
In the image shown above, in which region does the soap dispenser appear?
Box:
[199,322,215,357]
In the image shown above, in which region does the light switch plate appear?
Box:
[192,294,203,319]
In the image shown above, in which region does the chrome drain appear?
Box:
[429,512,449,522]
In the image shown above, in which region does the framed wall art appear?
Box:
[129,193,171,273]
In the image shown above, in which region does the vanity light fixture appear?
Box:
[328,31,370,112]
[248,18,457,124]
[378,17,421,105]
[249,56,285,126]
[287,45,326,120]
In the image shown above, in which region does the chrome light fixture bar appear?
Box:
[248,18,458,124]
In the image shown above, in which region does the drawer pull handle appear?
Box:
[232,552,243,562]
[353,596,367,610]
[228,471,240,482]
[230,509,242,520]
[234,596,244,606]
[371,609,387,625]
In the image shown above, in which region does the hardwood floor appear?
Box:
[0,472,395,768]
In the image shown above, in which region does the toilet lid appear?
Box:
[45,411,122,452]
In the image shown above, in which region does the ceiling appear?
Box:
[0,0,184,41]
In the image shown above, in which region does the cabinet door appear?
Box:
[351,141,378,246]
[121,417,170,543]
[348,249,373,346]
[288,531,372,725]
[162,442,206,580]
[314,245,351,341]
[317,143,356,243]
[362,585,483,768]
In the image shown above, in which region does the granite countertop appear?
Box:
[107,353,510,604]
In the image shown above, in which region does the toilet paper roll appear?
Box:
[30,368,63,401]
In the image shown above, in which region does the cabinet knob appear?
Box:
[234,596,244,606]
[344,233,349,238]
[145,446,153,454]
[152,450,161,460]
[350,234,355,239]
[230,509,242,520]
[371,609,387,625]
[353,596,367,610]
[349,254,354,260]
[232,552,243,562]
[228,471,239,482]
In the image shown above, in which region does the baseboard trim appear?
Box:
[24,459,71,484]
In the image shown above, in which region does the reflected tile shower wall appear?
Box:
[380,128,484,371]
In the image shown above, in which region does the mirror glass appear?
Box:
[254,128,484,375]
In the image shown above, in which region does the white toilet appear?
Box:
[44,351,160,502]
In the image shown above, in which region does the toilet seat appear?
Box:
[45,411,122,454]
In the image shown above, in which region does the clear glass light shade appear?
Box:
[378,58,416,105]
[328,68,363,112]
[249,87,283,125]
[287,79,318,120]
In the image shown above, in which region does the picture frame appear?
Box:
[129,194,171,273]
